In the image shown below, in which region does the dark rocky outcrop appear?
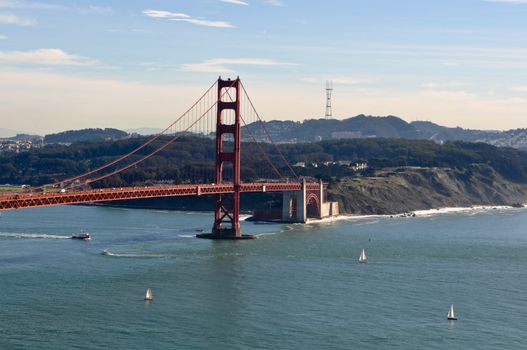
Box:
[329,166,527,215]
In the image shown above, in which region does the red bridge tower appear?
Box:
[198,77,255,240]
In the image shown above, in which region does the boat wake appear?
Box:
[255,227,291,237]
[0,232,71,240]
[101,249,166,258]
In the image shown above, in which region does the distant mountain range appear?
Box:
[0,132,43,142]
[4,116,526,151]
[43,128,129,144]
[242,115,527,151]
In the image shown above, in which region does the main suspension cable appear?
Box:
[30,80,218,191]
[240,81,299,180]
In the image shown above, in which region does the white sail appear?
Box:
[448,304,456,319]
[359,248,367,263]
[145,288,153,301]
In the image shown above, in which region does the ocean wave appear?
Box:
[305,215,382,224]
[412,205,524,218]
[304,204,526,224]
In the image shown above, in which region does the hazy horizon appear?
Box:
[1,0,526,134]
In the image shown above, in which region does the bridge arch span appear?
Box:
[306,192,321,219]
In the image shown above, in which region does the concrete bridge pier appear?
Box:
[281,179,339,223]
[282,179,307,223]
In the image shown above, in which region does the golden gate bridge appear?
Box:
[0,78,338,239]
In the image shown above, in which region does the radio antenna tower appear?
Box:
[325,80,333,119]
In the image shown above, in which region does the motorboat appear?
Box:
[71,233,91,240]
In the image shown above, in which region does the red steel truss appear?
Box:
[0,182,321,211]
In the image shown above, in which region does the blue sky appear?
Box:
[0,0,526,133]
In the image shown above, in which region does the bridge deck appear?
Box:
[0,182,320,210]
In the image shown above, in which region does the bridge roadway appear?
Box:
[0,182,319,210]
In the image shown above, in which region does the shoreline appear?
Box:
[304,203,527,225]
[80,202,526,223]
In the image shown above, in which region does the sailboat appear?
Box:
[359,248,367,263]
[447,304,457,320]
[145,288,154,301]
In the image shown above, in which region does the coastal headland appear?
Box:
[329,166,527,215]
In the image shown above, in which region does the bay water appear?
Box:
[1,205,526,349]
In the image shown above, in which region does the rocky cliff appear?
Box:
[329,165,527,215]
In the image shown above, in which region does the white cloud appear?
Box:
[221,0,249,5]
[0,13,35,26]
[142,9,190,18]
[0,34,7,39]
[0,48,96,66]
[511,86,527,92]
[170,18,233,28]
[143,9,233,28]
[182,58,291,73]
